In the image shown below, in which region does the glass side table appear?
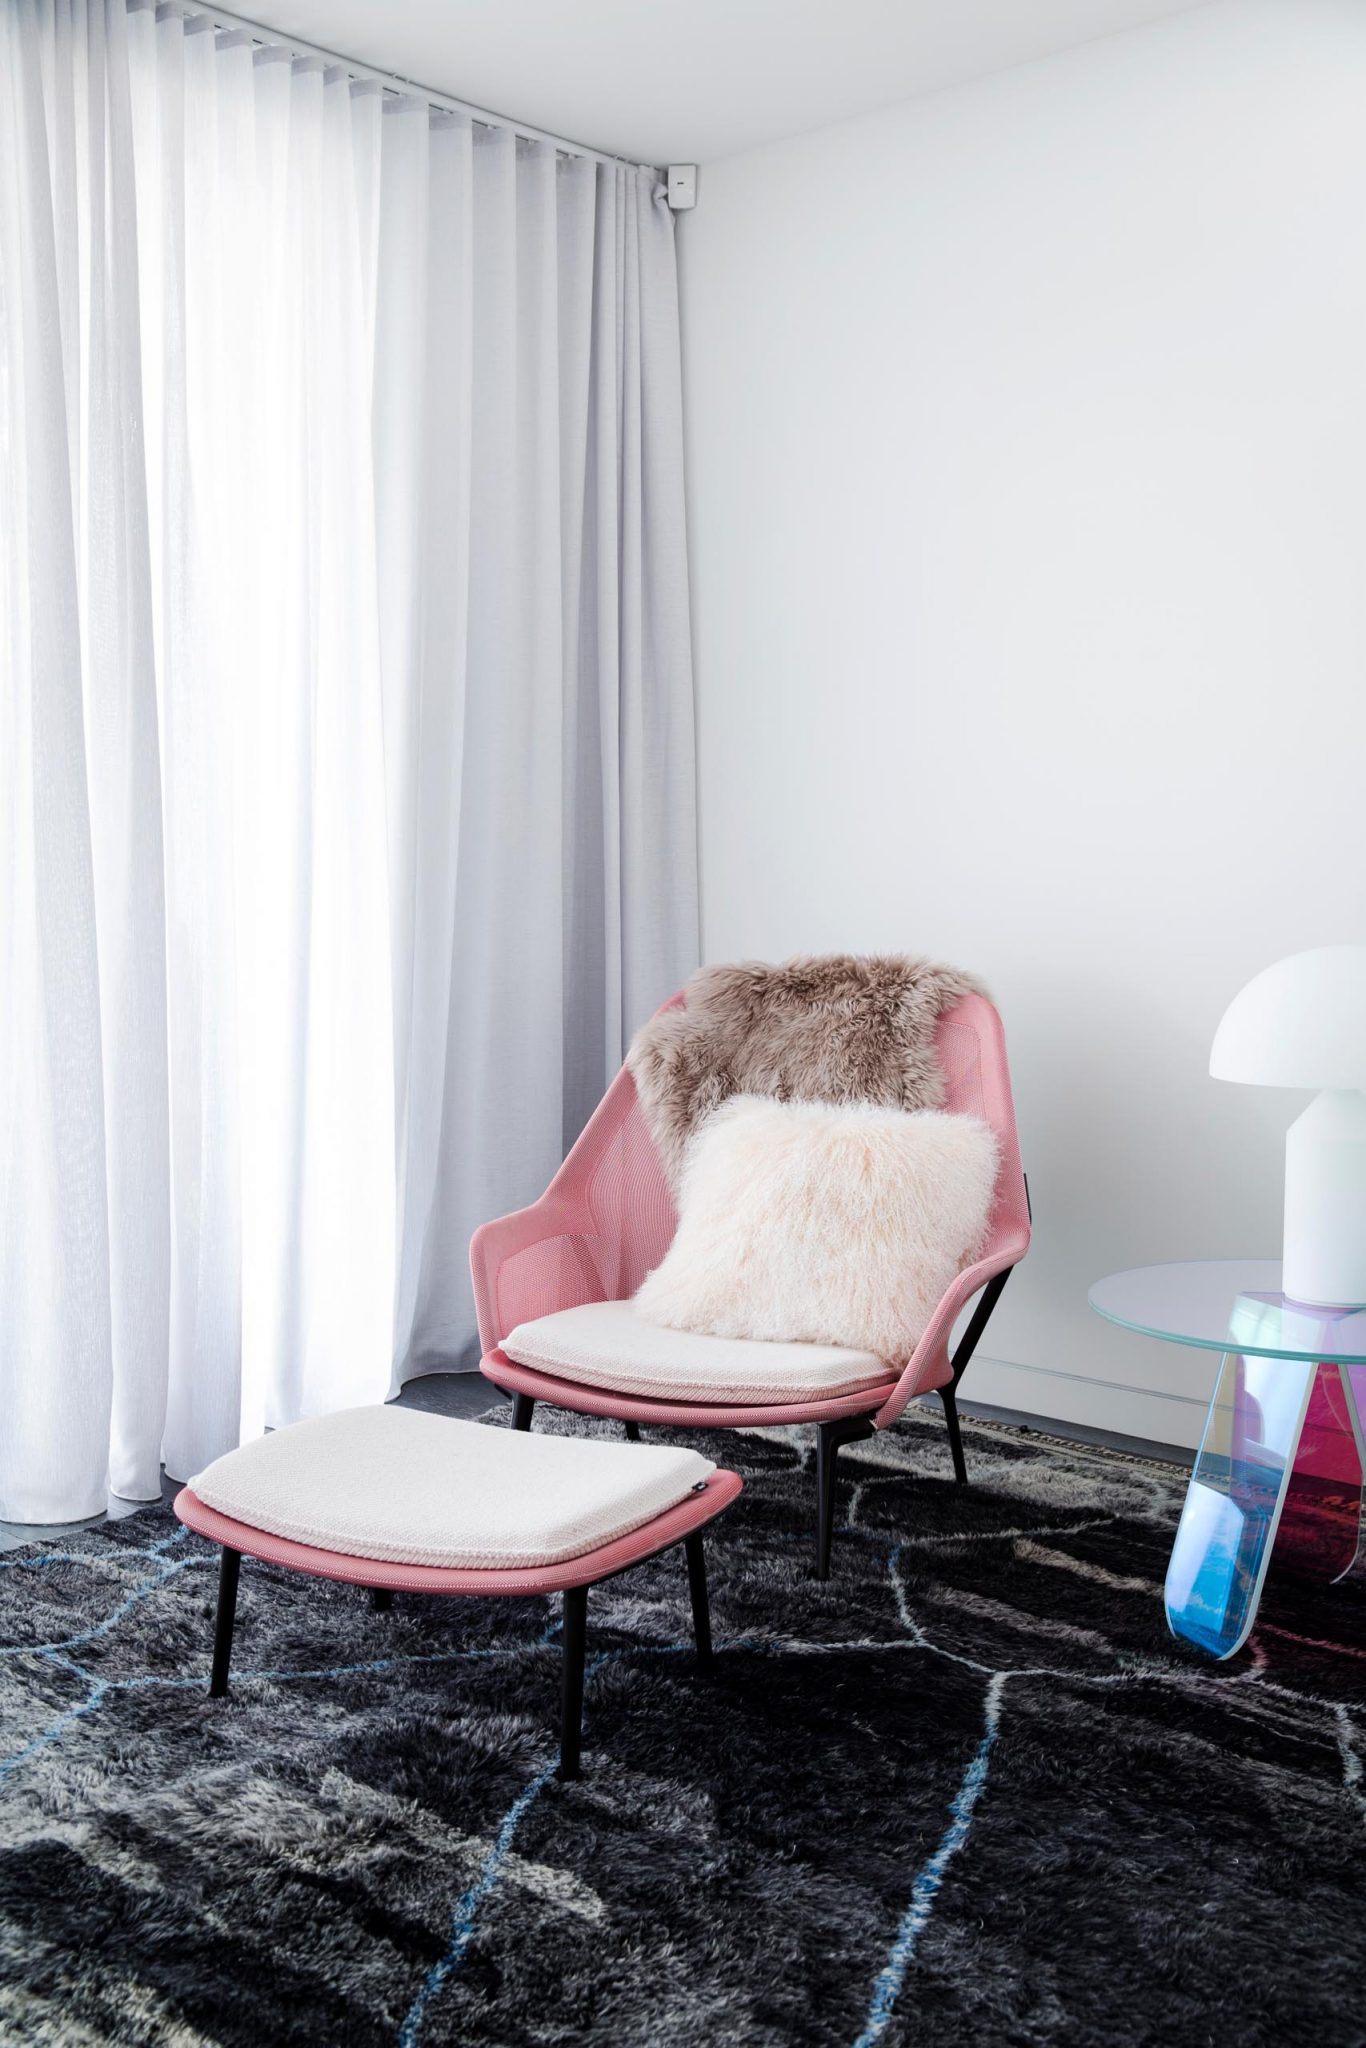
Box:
[1089,1261,1366,1659]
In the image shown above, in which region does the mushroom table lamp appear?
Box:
[1210,945,1366,1307]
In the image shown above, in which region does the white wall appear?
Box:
[679,0,1366,1449]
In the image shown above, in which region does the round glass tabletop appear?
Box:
[1088,1260,1366,1364]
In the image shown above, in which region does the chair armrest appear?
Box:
[471,1057,681,1357]
[470,1193,601,1358]
[872,1236,1029,1430]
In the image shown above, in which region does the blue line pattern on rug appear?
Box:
[0,1527,635,2048]
[398,1759,561,2047]
[0,1531,571,1794]
[852,1670,1006,2048]
[0,1532,696,2041]
[396,1645,633,2045]
[0,1563,203,1662]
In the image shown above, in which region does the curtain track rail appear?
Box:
[133,0,660,177]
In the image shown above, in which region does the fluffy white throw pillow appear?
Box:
[633,1096,999,1365]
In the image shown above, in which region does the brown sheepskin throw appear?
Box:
[626,953,986,1184]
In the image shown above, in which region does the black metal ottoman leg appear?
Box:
[210,1547,241,1699]
[559,1585,588,1781]
[370,1587,393,1612]
[684,1532,713,1668]
[623,1420,641,1443]
[511,1392,535,1433]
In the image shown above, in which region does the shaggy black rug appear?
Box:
[2,1409,1364,2048]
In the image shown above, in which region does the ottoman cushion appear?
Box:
[502,1300,896,1405]
[190,1406,715,1570]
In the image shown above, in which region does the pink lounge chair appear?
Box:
[474,991,1030,1577]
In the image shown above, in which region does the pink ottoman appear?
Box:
[174,1407,742,1779]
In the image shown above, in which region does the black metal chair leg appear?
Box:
[815,1428,838,1581]
[935,1263,1017,1486]
[370,1587,393,1611]
[623,1420,641,1443]
[511,1392,535,1432]
[684,1532,712,1667]
[559,1585,588,1781]
[210,1547,241,1698]
[814,1418,875,1581]
[940,1387,968,1486]
[948,1268,1012,1388]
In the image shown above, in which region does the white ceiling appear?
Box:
[235,0,1215,166]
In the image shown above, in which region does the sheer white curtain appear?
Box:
[0,0,697,1523]
[1,0,170,1521]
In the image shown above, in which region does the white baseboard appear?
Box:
[957,1354,1213,1455]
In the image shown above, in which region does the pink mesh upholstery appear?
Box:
[873,994,1030,1427]
[471,998,683,1353]
[473,990,1029,1435]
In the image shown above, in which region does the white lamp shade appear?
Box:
[1210,945,1366,1090]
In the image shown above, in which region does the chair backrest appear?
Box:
[518,988,1028,1318]
[933,992,1030,1260]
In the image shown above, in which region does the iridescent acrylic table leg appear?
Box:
[1273,1362,1366,1585]
[1165,1352,1316,1658]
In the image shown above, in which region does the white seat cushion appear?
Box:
[503,1300,896,1405]
[190,1406,715,1570]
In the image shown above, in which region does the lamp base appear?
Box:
[1282,1088,1366,1308]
